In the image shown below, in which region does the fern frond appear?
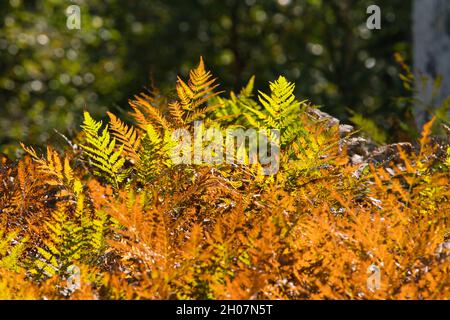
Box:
[243,76,306,147]
[240,75,255,99]
[0,230,28,272]
[107,112,141,162]
[21,143,77,195]
[90,209,108,254]
[175,57,223,123]
[135,124,167,183]
[80,112,128,189]
[169,102,185,127]
[177,77,195,108]
[129,103,150,130]
[131,96,171,130]
[31,204,84,278]
[213,77,260,125]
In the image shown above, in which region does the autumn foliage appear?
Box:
[0,58,448,300]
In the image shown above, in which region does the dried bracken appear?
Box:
[0,58,448,300]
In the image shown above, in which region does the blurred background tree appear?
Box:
[1,0,413,156]
[413,0,450,128]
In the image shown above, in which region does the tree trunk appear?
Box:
[413,0,450,128]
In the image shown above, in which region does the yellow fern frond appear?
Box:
[129,103,150,131]
[80,112,128,189]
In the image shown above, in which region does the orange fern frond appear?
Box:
[169,101,185,127]
[130,96,171,130]
[175,57,223,122]
[107,112,141,162]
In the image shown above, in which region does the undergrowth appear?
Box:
[0,58,448,299]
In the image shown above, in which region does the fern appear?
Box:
[32,200,109,280]
[128,57,223,134]
[131,98,171,131]
[1,59,449,300]
[178,56,221,117]
[242,75,307,147]
[214,76,260,125]
[80,111,128,189]
[32,204,83,278]
[107,111,141,163]
[21,144,83,198]
[90,209,109,254]
[136,124,175,183]
[0,230,27,272]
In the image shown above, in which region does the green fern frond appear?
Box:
[243,76,307,146]
[0,230,28,272]
[134,123,175,183]
[31,205,84,278]
[135,124,163,183]
[90,209,109,254]
[214,76,261,125]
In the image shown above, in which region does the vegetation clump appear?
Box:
[0,59,448,300]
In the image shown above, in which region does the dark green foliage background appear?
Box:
[0,0,411,155]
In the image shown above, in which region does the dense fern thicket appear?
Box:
[0,58,448,300]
